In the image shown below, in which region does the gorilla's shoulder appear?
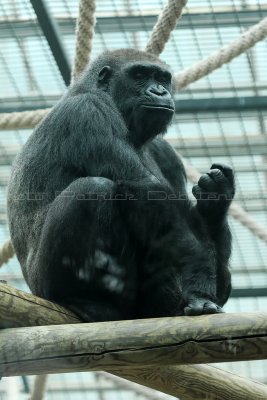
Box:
[63,90,117,114]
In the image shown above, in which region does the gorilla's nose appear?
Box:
[146,84,169,98]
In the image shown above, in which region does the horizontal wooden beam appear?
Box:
[0,284,267,376]
[1,283,267,399]
[1,313,267,377]
[0,283,79,328]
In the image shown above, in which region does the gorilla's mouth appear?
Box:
[141,104,175,112]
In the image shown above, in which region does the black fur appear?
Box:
[7,49,234,321]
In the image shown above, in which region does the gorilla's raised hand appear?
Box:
[192,163,235,219]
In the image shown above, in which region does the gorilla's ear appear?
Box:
[97,66,112,88]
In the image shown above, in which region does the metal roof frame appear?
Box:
[29,0,71,85]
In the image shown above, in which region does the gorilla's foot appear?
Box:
[184,297,224,316]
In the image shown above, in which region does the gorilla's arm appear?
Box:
[59,91,179,231]
[148,138,232,310]
[192,163,234,304]
[52,92,177,200]
[55,92,151,182]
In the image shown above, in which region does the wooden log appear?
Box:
[0,283,79,328]
[1,284,267,400]
[1,310,267,376]
[113,365,267,400]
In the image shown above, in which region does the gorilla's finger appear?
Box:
[211,163,234,184]
[184,298,204,316]
[184,305,203,316]
[192,184,201,199]
[203,301,219,314]
[216,306,225,313]
[207,168,225,184]
[198,173,217,192]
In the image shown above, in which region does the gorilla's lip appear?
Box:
[141,104,175,112]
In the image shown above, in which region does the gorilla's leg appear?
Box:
[135,215,224,318]
[27,177,137,322]
[117,180,222,317]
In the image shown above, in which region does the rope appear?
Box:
[1,15,267,130]
[0,240,14,267]
[182,159,267,245]
[175,16,267,89]
[71,0,96,81]
[0,0,97,130]
[28,375,48,400]
[0,109,49,130]
[145,0,188,56]
[229,204,267,243]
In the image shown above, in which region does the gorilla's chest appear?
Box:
[139,147,167,184]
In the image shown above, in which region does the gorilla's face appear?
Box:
[97,61,175,147]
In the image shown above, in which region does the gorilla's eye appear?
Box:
[129,66,149,81]
[133,71,145,80]
[158,72,172,84]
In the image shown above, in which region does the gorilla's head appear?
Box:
[76,49,175,147]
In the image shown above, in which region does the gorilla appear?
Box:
[7,49,235,322]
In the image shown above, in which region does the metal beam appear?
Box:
[231,288,267,297]
[0,136,266,167]
[174,96,267,113]
[0,96,58,113]
[1,9,267,39]
[29,0,71,85]
[169,135,267,157]
[2,95,267,114]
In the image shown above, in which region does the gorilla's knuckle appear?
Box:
[192,184,200,192]
[211,163,234,181]
[198,173,210,186]
[209,168,224,180]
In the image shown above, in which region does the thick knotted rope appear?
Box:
[0,240,14,267]
[72,0,96,81]
[0,110,49,130]
[145,0,188,56]
[175,16,267,89]
[1,16,267,130]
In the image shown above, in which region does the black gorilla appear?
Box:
[7,49,235,322]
